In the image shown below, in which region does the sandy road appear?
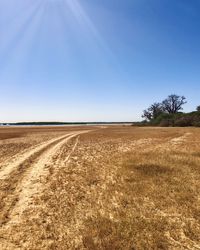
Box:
[0,130,89,228]
[0,132,79,180]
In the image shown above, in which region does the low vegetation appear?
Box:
[142,94,200,127]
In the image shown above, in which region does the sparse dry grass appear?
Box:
[0,126,200,249]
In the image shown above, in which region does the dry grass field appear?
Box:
[0,125,200,249]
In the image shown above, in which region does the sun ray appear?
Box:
[0,0,41,55]
[64,0,113,56]
[0,0,46,76]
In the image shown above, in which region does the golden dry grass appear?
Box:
[0,126,200,249]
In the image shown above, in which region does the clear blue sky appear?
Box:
[0,0,200,122]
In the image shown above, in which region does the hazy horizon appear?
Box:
[1,0,200,122]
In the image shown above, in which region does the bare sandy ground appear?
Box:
[0,127,92,249]
[0,126,200,249]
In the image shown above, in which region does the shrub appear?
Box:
[174,116,193,127]
[193,121,200,127]
[159,119,174,127]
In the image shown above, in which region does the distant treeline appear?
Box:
[0,122,133,126]
[141,94,200,127]
[139,111,200,127]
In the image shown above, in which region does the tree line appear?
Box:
[142,94,200,127]
[142,94,187,120]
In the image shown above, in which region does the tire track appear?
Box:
[0,131,89,226]
[0,133,73,180]
[9,132,88,224]
[63,135,80,164]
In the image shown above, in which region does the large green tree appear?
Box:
[142,94,187,121]
[162,94,186,114]
[142,102,163,121]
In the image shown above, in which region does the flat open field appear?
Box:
[0,126,200,249]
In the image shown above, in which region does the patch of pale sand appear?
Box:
[170,132,192,144]
[7,131,89,225]
[165,230,200,250]
[153,132,193,152]
[118,138,154,153]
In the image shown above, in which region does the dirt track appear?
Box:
[0,129,90,249]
